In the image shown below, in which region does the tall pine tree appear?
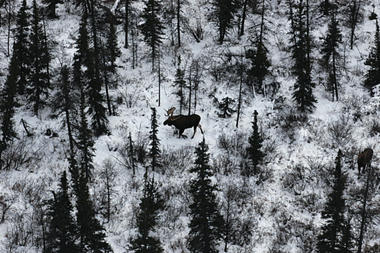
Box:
[364,19,380,96]
[130,176,164,253]
[188,138,224,253]
[13,0,30,95]
[29,0,50,115]
[75,173,112,253]
[290,0,316,112]
[45,171,79,253]
[245,110,265,178]
[321,9,342,101]
[148,107,161,173]
[0,54,18,147]
[317,150,352,253]
[140,0,164,71]
[212,0,237,44]
[173,57,186,114]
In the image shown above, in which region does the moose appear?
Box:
[357,148,374,175]
[163,107,204,139]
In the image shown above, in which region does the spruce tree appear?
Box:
[0,54,18,146]
[149,107,161,173]
[75,173,112,253]
[76,85,95,181]
[321,9,342,101]
[290,0,316,112]
[29,0,50,115]
[130,176,164,253]
[13,0,30,95]
[140,0,164,71]
[73,11,108,136]
[212,0,237,44]
[246,110,265,177]
[217,97,236,118]
[364,19,380,96]
[188,138,224,253]
[317,150,352,253]
[46,171,79,253]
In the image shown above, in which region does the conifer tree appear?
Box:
[75,173,112,253]
[13,0,30,95]
[173,57,186,114]
[246,110,265,177]
[321,9,342,101]
[130,176,164,253]
[364,19,380,96]
[140,0,164,71]
[0,54,18,147]
[73,10,108,136]
[217,97,236,118]
[290,0,316,112]
[46,171,79,253]
[148,107,161,173]
[246,0,271,94]
[29,0,50,115]
[76,85,95,181]
[188,138,224,253]
[317,150,352,253]
[212,0,237,44]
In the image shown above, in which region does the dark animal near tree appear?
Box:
[357,148,374,175]
[163,107,204,138]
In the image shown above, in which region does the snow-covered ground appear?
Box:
[0,0,379,252]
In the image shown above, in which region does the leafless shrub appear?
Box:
[0,138,37,171]
[217,132,246,155]
[369,119,380,137]
[328,114,353,148]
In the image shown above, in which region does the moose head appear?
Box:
[163,107,204,139]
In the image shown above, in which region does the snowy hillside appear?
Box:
[0,0,379,252]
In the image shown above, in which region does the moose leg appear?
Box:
[198,124,204,134]
[191,126,197,139]
[179,129,185,138]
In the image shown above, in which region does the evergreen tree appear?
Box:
[75,173,112,253]
[364,19,380,96]
[188,138,224,253]
[13,0,30,95]
[173,57,186,114]
[0,54,18,147]
[321,9,342,101]
[217,97,236,118]
[317,150,352,253]
[140,0,165,71]
[29,0,50,115]
[246,41,270,94]
[42,0,62,19]
[290,0,316,112]
[76,85,95,181]
[245,110,265,177]
[212,0,237,44]
[73,11,108,136]
[45,171,79,253]
[130,176,164,253]
[149,107,161,173]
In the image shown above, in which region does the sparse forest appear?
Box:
[0,0,379,252]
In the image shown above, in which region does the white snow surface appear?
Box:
[0,0,379,252]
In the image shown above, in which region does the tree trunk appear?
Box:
[357,167,372,253]
[177,0,181,48]
[124,0,129,48]
[239,0,248,37]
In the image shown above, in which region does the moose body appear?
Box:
[163,108,203,138]
[357,148,374,175]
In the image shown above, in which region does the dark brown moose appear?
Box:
[357,148,374,175]
[163,107,204,139]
